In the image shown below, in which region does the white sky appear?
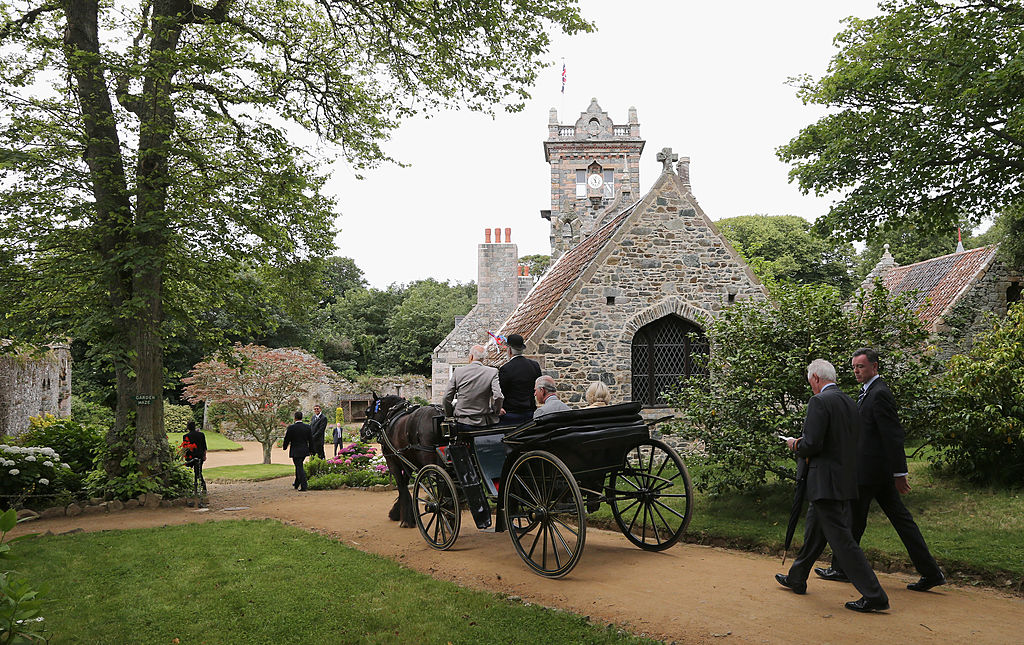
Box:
[329,0,882,288]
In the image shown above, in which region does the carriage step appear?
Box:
[449,442,492,529]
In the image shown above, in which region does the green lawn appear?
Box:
[591,453,1023,586]
[14,521,658,645]
[204,464,293,481]
[166,430,242,451]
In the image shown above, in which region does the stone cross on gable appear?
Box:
[656,147,678,174]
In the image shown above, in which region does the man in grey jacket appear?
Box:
[534,375,570,419]
[443,345,504,429]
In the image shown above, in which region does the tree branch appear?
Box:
[0,1,61,41]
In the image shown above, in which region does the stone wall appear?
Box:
[531,170,765,406]
[0,342,71,438]
[933,260,1024,361]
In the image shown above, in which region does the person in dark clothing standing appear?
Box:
[182,420,208,496]
[498,334,542,425]
[309,404,328,460]
[283,411,313,491]
[815,348,945,592]
[775,359,889,613]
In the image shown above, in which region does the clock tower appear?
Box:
[541,98,645,258]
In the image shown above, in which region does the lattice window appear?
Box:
[631,315,708,407]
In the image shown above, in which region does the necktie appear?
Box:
[858,387,867,406]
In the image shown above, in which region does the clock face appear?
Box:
[587,173,603,189]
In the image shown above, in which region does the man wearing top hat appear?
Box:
[498,333,542,425]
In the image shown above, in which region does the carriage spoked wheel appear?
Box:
[503,450,586,578]
[412,465,461,551]
[608,438,693,551]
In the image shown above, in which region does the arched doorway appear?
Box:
[631,315,708,407]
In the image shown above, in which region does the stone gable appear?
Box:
[499,166,765,405]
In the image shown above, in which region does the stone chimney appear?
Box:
[477,228,519,308]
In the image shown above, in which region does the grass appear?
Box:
[166,430,242,451]
[204,464,294,481]
[590,451,1024,589]
[15,521,659,645]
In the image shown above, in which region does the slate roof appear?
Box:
[495,200,640,343]
[881,245,999,326]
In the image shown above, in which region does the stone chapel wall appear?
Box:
[0,342,72,438]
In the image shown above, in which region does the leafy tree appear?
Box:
[778,0,1024,261]
[667,281,935,494]
[182,344,337,464]
[0,0,590,489]
[321,257,367,305]
[519,254,552,278]
[715,215,857,293]
[377,279,476,375]
[933,303,1024,485]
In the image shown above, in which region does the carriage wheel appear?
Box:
[413,465,461,551]
[503,450,586,578]
[609,439,693,551]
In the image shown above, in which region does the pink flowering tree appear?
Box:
[183,344,337,464]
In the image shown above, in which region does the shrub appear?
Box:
[0,443,73,509]
[164,403,195,436]
[70,396,114,431]
[18,415,104,499]
[306,441,392,489]
[666,281,937,494]
[932,303,1024,485]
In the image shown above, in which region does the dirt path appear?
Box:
[18,443,1023,645]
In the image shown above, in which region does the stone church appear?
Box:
[432,99,765,409]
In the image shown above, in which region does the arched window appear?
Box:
[631,315,708,407]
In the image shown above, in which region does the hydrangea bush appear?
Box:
[0,444,72,509]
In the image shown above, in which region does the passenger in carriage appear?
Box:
[583,381,611,408]
[443,344,504,431]
[498,333,542,425]
[533,375,571,419]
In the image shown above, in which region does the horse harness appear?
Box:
[368,400,443,472]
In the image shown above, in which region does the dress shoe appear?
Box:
[845,596,889,613]
[907,573,946,592]
[775,574,807,594]
[814,566,850,582]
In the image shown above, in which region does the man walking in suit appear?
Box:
[815,348,945,591]
[444,345,503,430]
[309,404,328,460]
[775,359,890,613]
[498,334,542,425]
[283,410,313,491]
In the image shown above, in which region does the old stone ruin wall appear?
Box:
[933,261,1024,362]
[0,342,72,438]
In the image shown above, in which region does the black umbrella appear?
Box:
[781,458,808,566]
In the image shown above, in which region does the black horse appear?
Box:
[360,394,443,528]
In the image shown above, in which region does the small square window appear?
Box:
[606,296,615,305]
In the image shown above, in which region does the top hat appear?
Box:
[506,333,526,350]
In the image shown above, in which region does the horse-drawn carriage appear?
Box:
[361,397,693,578]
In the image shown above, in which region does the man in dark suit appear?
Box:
[309,404,328,460]
[282,410,313,491]
[775,359,890,613]
[815,348,945,591]
[498,334,542,425]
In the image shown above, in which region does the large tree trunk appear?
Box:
[263,442,273,465]
[129,0,186,477]
[63,0,136,475]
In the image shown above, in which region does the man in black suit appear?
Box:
[309,404,328,460]
[498,334,542,425]
[282,410,313,491]
[775,359,890,613]
[815,348,945,591]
